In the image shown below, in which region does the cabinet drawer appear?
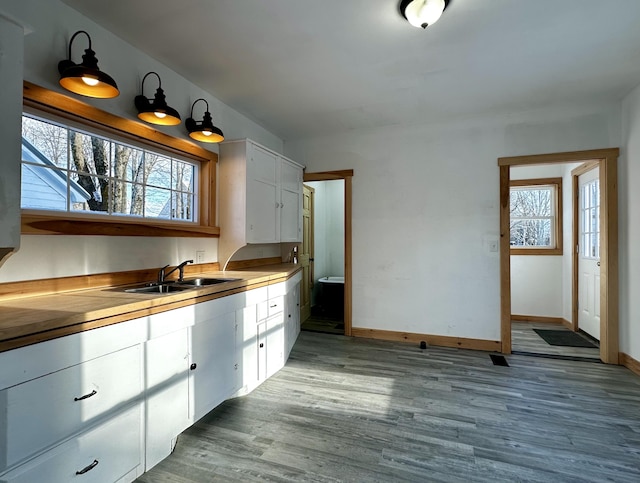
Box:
[0,405,141,483]
[0,345,141,471]
[267,296,284,317]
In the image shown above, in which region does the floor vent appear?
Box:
[490,354,509,366]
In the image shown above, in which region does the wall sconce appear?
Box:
[134,72,181,126]
[185,99,224,143]
[58,30,119,98]
[399,0,450,29]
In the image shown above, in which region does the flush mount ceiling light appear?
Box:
[58,30,119,98]
[399,0,450,29]
[185,98,224,143]
[134,71,181,126]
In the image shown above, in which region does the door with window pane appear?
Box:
[578,168,600,340]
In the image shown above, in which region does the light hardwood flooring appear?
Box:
[137,331,640,482]
[511,321,600,360]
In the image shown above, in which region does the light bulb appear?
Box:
[154,111,167,119]
[82,76,99,86]
[404,0,445,28]
[202,130,212,136]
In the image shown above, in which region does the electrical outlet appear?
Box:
[196,250,205,264]
[488,240,498,253]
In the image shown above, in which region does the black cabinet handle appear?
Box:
[288,314,291,318]
[74,390,97,402]
[190,363,197,371]
[270,304,277,308]
[76,459,99,475]
[259,343,264,348]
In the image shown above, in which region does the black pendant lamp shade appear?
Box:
[185,98,224,143]
[58,30,119,98]
[135,72,182,126]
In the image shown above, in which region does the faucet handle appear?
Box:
[158,264,170,284]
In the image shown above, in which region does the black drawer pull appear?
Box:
[190,363,197,371]
[74,390,97,402]
[76,459,99,475]
[270,304,278,308]
[259,343,264,348]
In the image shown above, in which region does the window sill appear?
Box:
[21,211,220,238]
[510,247,562,256]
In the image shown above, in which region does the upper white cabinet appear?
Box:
[219,139,304,268]
[0,14,26,263]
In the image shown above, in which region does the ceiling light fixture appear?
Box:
[134,72,181,126]
[399,0,450,29]
[185,98,224,143]
[58,30,119,98]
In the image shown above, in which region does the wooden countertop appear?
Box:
[0,264,302,353]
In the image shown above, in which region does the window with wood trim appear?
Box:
[21,82,219,238]
[509,178,563,255]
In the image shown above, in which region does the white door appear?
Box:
[578,167,600,340]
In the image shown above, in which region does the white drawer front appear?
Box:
[1,345,141,471]
[0,405,141,483]
[267,281,286,298]
[267,296,284,317]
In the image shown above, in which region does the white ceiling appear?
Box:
[61,0,640,141]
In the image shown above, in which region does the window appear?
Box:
[580,178,600,259]
[509,178,563,255]
[21,81,218,237]
[22,113,197,222]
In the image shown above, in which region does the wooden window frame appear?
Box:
[509,177,563,256]
[21,81,219,238]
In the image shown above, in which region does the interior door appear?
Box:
[300,185,314,322]
[578,167,600,340]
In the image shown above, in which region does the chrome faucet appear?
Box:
[157,259,193,284]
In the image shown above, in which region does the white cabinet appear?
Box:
[144,328,190,469]
[188,311,236,422]
[285,280,301,358]
[0,341,143,483]
[0,406,141,483]
[0,14,25,261]
[219,139,304,268]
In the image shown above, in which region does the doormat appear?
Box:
[533,329,598,348]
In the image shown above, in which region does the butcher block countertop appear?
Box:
[0,264,302,353]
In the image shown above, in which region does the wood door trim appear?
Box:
[499,148,619,364]
[304,170,353,336]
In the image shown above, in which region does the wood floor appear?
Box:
[137,331,640,483]
[511,321,600,360]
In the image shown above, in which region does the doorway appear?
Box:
[499,148,619,364]
[302,170,353,336]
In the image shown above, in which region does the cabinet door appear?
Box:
[236,306,258,393]
[145,328,189,470]
[280,159,303,242]
[247,144,279,243]
[266,313,285,378]
[189,311,236,422]
[257,321,268,383]
[285,282,301,357]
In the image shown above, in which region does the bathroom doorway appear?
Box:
[302,170,353,336]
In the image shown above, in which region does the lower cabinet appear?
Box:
[0,271,303,482]
[188,310,237,422]
[1,406,141,483]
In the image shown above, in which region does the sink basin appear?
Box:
[124,284,191,294]
[179,277,240,287]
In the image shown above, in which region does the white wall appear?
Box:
[0,0,284,282]
[621,83,640,361]
[285,103,621,341]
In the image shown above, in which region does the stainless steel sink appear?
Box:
[179,277,240,287]
[123,284,191,294]
[120,277,240,294]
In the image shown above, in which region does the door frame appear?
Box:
[498,148,619,364]
[303,169,354,336]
